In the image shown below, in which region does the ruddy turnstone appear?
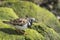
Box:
[3,17,35,34]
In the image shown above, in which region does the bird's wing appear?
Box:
[3,18,28,26]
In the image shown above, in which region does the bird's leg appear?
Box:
[21,30,27,35]
[15,28,24,34]
[19,30,25,34]
[16,29,25,34]
[24,31,27,35]
[16,29,20,34]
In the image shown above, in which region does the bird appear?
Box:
[2,17,36,34]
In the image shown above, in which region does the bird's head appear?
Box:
[30,18,36,22]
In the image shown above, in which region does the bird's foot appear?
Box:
[24,32,27,35]
[16,29,27,35]
[16,29,20,34]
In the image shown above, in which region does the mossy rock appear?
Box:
[0,7,44,40]
[0,22,45,40]
[32,23,60,40]
[0,1,60,40]
[0,7,18,20]
[1,1,60,32]
[1,0,20,2]
[25,29,45,40]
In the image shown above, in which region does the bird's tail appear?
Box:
[2,21,11,24]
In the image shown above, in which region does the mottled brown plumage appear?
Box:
[3,17,35,34]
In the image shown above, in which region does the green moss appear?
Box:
[25,29,45,40]
[0,23,45,40]
[2,0,20,2]
[0,1,60,40]
[2,1,60,32]
[32,23,60,40]
[0,7,18,20]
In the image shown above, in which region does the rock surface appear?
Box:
[0,1,60,40]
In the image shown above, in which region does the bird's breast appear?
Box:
[14,23,28,30]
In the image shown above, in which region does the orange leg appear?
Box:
[19,30,25,34]
[16,29,25,34]
[24,32,27,35]
[21,30,27,35]
[16,29,20,34]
